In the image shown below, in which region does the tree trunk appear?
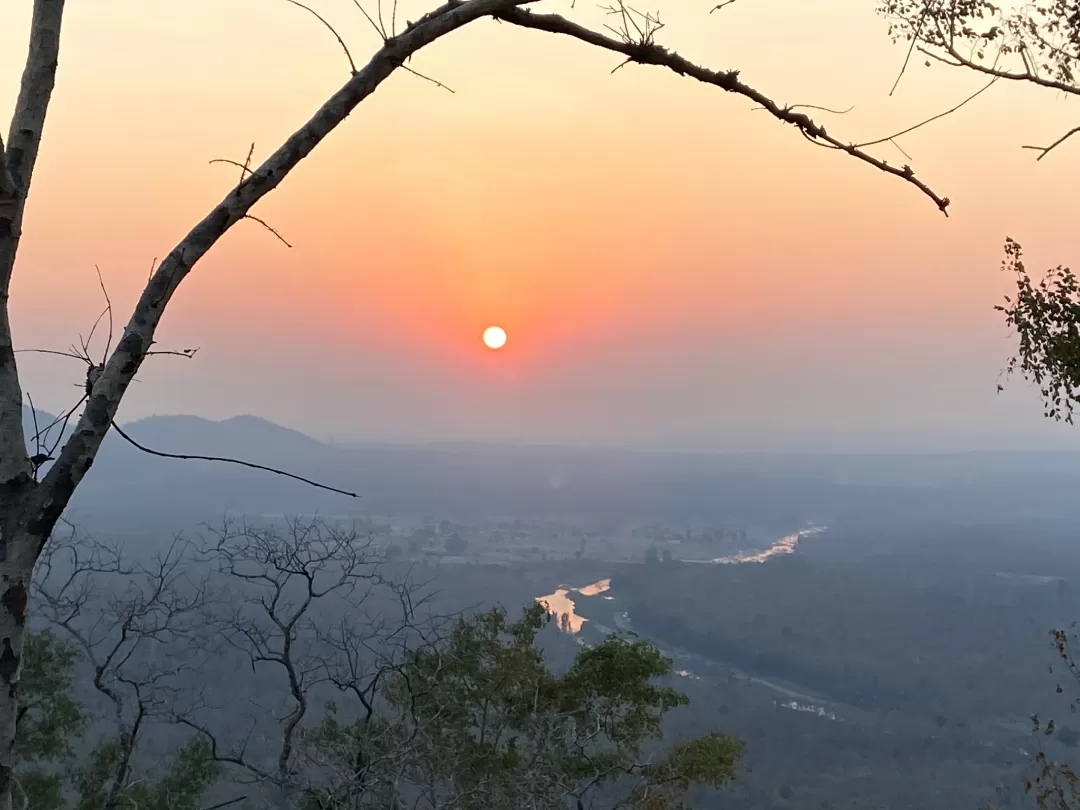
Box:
[0,521,38,810]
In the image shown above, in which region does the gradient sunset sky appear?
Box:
[1,0,1077,452]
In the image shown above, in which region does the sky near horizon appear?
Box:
[2,0,1078,453]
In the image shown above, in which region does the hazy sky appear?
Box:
[2,0,1077,453]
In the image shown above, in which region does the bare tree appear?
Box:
[28,523,221,809]
[173,518,435,807]
[0,1,958,805]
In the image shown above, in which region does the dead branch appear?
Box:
[788,103,854,115]
[146,346,200,358]
[174,518,430,798]
[32,524,215,806]
[493,5,951,215]
[242,214,294,247]
[853,76,997,149]
[401,65,456,93]
[887,0,936,95]
[108,419,358,498]
[1022,125,1080,161]
[352,0,389,41]
[199,798,247,810]
[209,142,257,194]
[284,0,359,74]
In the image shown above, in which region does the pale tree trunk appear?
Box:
[0,2,65,808]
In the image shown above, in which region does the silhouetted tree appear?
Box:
[877,1,1080,421]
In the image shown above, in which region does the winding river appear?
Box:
[536,526,825,633]
[535,526,839,717]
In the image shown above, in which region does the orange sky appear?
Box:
[2,0,1077,451]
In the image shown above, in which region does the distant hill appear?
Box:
[18,405,1080,536]
[118,413,327,459]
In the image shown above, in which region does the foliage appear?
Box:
[879,0,1080,87]
[16,631,84,763]
[977,624,1080,810]
[300,603,741,809]
[12,630,219,810]
[13,631,84,810]
[71,735,219,810]
[995,239,1080,423]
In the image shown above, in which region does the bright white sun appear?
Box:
[482,326,507,350]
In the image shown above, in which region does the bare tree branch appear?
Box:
[853,76,998,150]
[172,518,432,804]
[108,419,358,498]
[1023,125,1080,161]
[242,214,294,247]
[880,0,1080,157]
[32,524,215,806]
[492,5,951,214]
[284,0,359,74]
[199,798,247,810]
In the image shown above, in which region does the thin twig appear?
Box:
[208,159,251,172]
[889,0,938,95]
[710,0,737,12]
[94,264,114,366]
[853,76,997,148]
[889,138,913,160]
[14,348,86,361]
[199,798,247,810]
[209,143,257,197]
[25,392,45,478]
[789,103,854,115]
[242,214,293,248]
[352,0,387,40]
[284,0,358,73]
[43,395,88,463]
[109,420,359,498]
[402,65,456,92]
[145,347,199,358]
[752,102,854,115]
[1022,125,1080,160]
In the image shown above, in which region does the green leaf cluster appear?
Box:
[302,603,742,809]
[14,631,219,810]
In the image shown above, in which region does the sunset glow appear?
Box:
[0,0,1076,450]
[482,326,508,350]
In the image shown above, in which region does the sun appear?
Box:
[482,325,507,350]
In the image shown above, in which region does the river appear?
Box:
[536,526,825,633]
[535,526,837,716]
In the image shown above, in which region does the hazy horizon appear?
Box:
[4,0,1077,456]
[112,408,1080,456]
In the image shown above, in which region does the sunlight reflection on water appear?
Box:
[536,528,825,633]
